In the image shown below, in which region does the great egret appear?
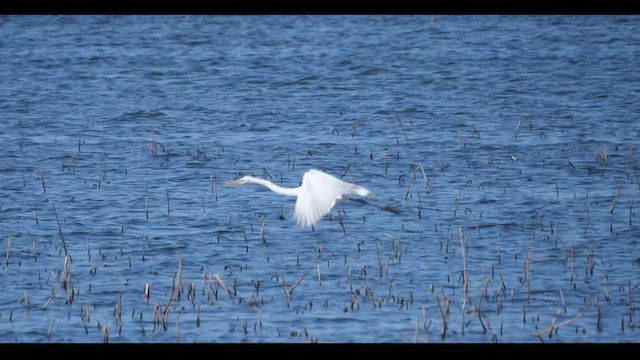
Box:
[227,169,371,227]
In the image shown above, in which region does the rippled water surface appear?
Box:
[0,15,639,343]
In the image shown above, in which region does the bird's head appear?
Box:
[226,176,253,186]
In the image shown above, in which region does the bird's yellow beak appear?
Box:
[226,179,243,186]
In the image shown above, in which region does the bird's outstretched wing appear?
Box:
[294,170,344,227]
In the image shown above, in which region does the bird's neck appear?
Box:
[250,177,300,197]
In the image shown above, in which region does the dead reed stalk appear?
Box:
[524,250,531,304]
[459,226,468,335]
[289,248,325,295]
[376,243,383,279]
[279,256,291,305]
[166,189,170,216]
[210,173,218,202]
[33,199,39,225]
[348,253,356,291]
[453,190,461,218]
[52,205,68,255]
[435,293,448,339]
[6,233,11,266]
[260,217,267,244]
[534,303,590,339]
[213,274,234,300]
[610,183,621,214]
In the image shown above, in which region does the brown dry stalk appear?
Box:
[6,233,11,266]
[210,173,218,202]
[289,248,325,295]
[453,190,461,218]
[375,243,383,279]
[212,274,234,300]
[279,256,290,305]
[610,183,622,214]
[52,205,67,255]
[42,287,60,310]
[260,217,266,244]
[534,303,591,339]
[435,293,448,339]
[459,226,468,334]
[166,189,170,216]
[348,253,356,291]
[33,199,39,224]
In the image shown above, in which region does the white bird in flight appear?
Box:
[227,169,371,228]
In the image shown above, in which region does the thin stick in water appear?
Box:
[453,190,461,218]
[279,256,290,305]
[375,243,383,279]
[52,205,68,255]
[459,226,468,335]
[210,173,218,202]
[213,274,234,300]
[86,230,92,261]
[6,233,11,266]
[33,199,39,225]
[166,189,170,216]
[559,289,567,314]
[610,183,621,214]
[289,247,325,295]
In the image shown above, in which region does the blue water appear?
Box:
[0,15,639,343]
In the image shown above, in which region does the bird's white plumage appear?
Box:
[227,169,371,228]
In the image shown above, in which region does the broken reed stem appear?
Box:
[214,274,234,299]
[459,226,468,335]
[33,199,39,225]
[628,280,633,322]
[610,184,621,214]
[289,248,325,295]
[23,290,30,310]
[42,287,60,310]
[515,120,522,139]
[596,292,602,331]
[435,294,448,339]
[48,321,54,343]
[477,276,490,333]
[210,173,218,202]
[260,217,266,244]
[524,250,531,304]
[164,259,182,317]
[404,163,431,200]
[115,292,122,326]
[534,303,591,339]
[473,216,481,236]
[61,256,70,291]
[279,256,291,305]
[603,276,611,303]
[145,196,149,219]
[102,324,109,343]
[376,243,383,279]
[570,243,575,285]
[6,233,11,266]
[453,190,461,218]
[584,206,590,236]
[394,111,410,143]
[144,283,150,303]
[86,230,92,261]
[39,161,46,193]
[52,204,68,255]
[559,289,567,314]
[166,189,170,216]
[348,254,356,291]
